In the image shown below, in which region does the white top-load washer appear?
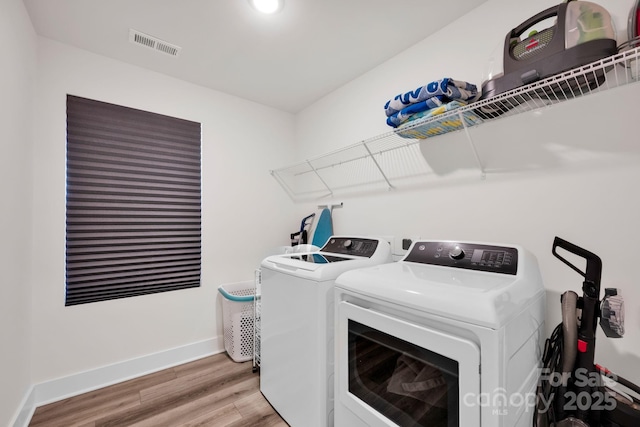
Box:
[334,240,545,427]
[260,236,392,427]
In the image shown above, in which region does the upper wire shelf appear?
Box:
[271,46,640,201]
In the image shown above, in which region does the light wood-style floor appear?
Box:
[29,353,288,427]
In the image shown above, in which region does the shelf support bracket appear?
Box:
[318,202,343,214]
[363,142,394,190]
[307,160,334,196]
[270,170,301,200]
[458,112,486,179]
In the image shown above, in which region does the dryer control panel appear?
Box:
[403,241,518,275]
[321,237,380,258]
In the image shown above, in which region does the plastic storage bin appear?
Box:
[218,280,255,362]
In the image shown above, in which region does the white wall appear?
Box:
[296,0,640,387]
[29,38,297,387]
[0,0,37,425]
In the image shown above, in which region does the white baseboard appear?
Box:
[11,385,35,427]
[11,336,224,427]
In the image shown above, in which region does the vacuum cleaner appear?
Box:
[534,237,640,427]
[477,0,617,117]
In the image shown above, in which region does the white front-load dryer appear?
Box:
[260,236,392,427]
[334,240,546,427]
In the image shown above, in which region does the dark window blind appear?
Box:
[65,95,202,306]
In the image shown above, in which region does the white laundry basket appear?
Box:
[218,280,255,362]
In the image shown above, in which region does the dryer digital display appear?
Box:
[404,241,518,275]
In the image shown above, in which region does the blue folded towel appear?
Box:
[384,78,478,118]
[386,96,447,128]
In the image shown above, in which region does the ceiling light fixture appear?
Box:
[248,0,283,14]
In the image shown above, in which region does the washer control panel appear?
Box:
[321,237,380,258]
[403,241,518,275]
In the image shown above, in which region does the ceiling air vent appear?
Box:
[129,29,181,57]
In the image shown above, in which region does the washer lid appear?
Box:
[261,236,392,281]
[335,245,544,329]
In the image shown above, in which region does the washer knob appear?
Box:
[449,245,465,260]
[343,239,353,249]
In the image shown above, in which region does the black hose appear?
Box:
[535,322,564,427]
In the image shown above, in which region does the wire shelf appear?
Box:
[271,47,640,201]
